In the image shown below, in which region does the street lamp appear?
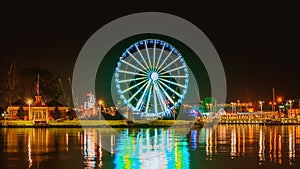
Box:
[173,107,177,121]
[289,100,293,117]
[259,101,264,118]
[231,102,236,114]
[98,99,103,120]
[27,99,32,120]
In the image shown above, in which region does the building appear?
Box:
[6,75,69,123]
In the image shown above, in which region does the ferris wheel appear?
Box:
[115,39,189,117]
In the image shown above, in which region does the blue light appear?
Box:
[191,130,197,150]
[184,68,188,73]
[178,99,182,104]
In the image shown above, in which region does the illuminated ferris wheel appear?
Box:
[115,39,189,117]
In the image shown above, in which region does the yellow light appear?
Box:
[277,97,282,103]
[27,99,33,104]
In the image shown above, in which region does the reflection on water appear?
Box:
[113,128,189,169]
[1,125,300,169]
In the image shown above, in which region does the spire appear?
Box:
[36,73,40,96]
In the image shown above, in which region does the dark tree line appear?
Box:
[18,67,62,101]
[1,62,63,107]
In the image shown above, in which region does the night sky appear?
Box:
[0,1,299,105]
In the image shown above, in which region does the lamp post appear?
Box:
[259,101,263,118]
[289,100,293,117]
[231,102,236,114]
[27,99,32,120]
[98,100,103,120]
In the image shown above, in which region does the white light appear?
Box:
[150,72,159,81]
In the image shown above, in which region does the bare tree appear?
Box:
[6,61,18,105]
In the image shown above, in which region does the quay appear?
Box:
[199,116,300,125]
[0,120,201,128]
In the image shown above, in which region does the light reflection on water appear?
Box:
[113,128,189,169]
[0,125,300,169]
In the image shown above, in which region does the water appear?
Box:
[1,125,300,169]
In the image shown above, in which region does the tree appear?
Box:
[17,106,27,120]
[0,83,2,95]
[0,106,4,120]
[18,67,62,100]
[6,61,18,105]
[66,109,77,120]
[50,107,62,120]
[200,97,217,113]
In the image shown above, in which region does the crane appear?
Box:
[58,78,71,110]
[68,77,79,110]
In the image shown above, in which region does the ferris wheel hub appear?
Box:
[115,39,189,117]
[150,71,159,81]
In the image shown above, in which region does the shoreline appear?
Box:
[0,120,203,128]
[1,117,300,128]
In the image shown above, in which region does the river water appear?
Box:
[1,124,300,169]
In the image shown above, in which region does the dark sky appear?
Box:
[0,1,299,104]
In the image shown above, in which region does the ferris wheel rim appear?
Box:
[115,39,189,116]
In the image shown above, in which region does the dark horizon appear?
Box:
[1,2,299,106]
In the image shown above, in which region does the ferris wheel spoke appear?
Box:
[160,65,186,75]
[157,48,174,70]
[144,85,153,114]
[153,85,158,114]
[119,77,147,83]
[153,40,156,68]
[126,51,147,71]
[135,81,151,111]
[121,60,147,74]
[118,70,147,77]
[158,80,182,98]
[127,80,149,103]
[121,79,148,94]
[153,82,167,112]
[116,39,189,116]
[158,55,181,73]
[144,40,152,68]
[157,82,175,105]
[135,44,150,70]
[160,75,188,78]
[155,42,166,69]
[159,78,187,89]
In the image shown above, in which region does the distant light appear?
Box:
[277,97,283,103]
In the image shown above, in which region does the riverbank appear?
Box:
[218,117,300,125]
[2,117,299,128]
[0,120,202,128]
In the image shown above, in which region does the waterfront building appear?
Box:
[6,75,69,123]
